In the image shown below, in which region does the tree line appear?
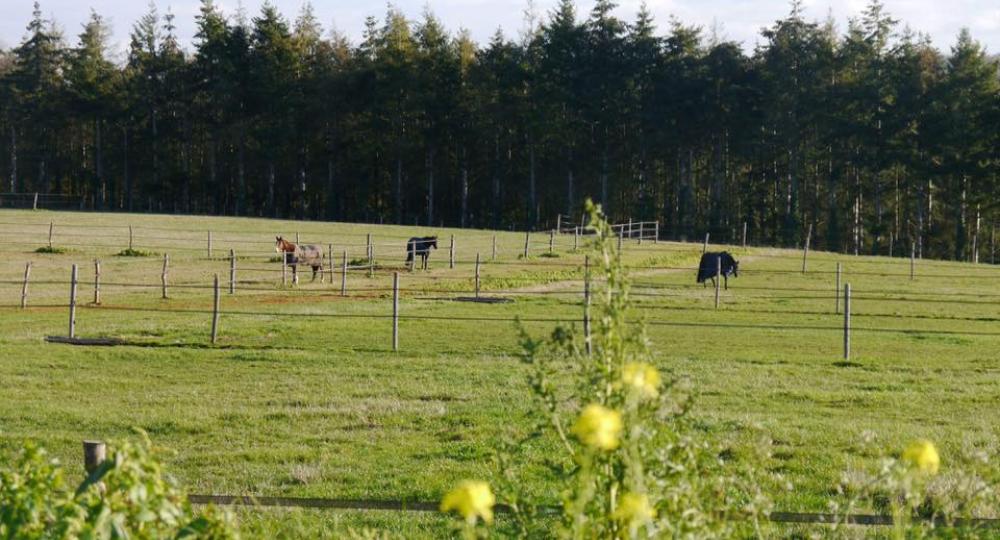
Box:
[1,0,998,259]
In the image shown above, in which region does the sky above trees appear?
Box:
[1,0,997,56]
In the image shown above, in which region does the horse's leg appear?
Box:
[312,264,319,282]
[724,275,728,290]
[292,265,299,285]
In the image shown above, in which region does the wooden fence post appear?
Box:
[742,222,747,248]
[802,224,812,273]
[161,254,169,299]
[888,232,894,258]
[491,235,497,261]
[654,221,659,244]
[69,264,78,338]
[549,229,555,254]
[628,218,633,240]
[475,252,481,299]
[20,262,31,309]
[638,222,643,245]
[843,283,851,360]
[207,231,213,259]
[229,249,236,294]
[574,226,579,251]
[449,235,455,269]
[33,192,39,210]
[282,252,288,286]
[523,231,530,258]
[910,243,915,280]
[369,245,375,278]
[556,214,562,233]
[714,256,721,309]
[392,272,399,351]
[584,255,592,356]
[617,227,623,253]
[83,441,106,473]
[703,232,709,254]
[295,232,300,244]
[366,233,372,260]
[341,250,348,297]
[211,274,220,344]
[835,262,842,314]
[48,222,53,249]
[128,225,134,251]
[93,260,101,305]
[327,243,333,285]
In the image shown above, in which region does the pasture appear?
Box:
[2,209,1000,537]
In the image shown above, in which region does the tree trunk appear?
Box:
[7,124,15,193]
[268,161,276,218]
[426,146,434,226]
[236,129,246,216]
[95,118,104,210]
[460,146,468,228]
[528,139,537,228]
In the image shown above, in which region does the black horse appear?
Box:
[697,251,739,290]
[406,236,438,270]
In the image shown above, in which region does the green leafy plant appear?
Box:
[34,246,67,254]
[443,200,771,538]
[0,432,238,539]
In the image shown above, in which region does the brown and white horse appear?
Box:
[275,236,324,284]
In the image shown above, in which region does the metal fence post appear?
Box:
[21,262,31,308]
[211,274,220,344]
[69,264,78,338]
[392,272,399,351]
[835,262,842,314]
[229,249,236,294]
[843,283,851,360]
[584,254,592,356]
[341,250,348,297]
[475,252,481,299]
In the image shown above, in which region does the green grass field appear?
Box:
[2,209,1000,537]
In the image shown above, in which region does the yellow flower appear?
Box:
[902,440,940,475]
[572,404,622,451]
[622,362,661,399]
[440,480,495,524]
[613,492,656,524]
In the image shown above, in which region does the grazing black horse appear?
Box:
[406,236,438,270]
[697,251,739,290]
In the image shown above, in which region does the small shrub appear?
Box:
[0,431,238,539]
[538,252,560,258]
[117,248,157,257]
[34,246,67,254]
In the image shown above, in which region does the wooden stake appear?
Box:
[523,231,530,258]
[20,262,31,308]
[475,252,481,298]
[843,283,851,360]
[556,214,562,233]
[449,235,455,269]
[33,192,39,210]
[211,274,220,344]
[742,222,747,248]
[835,262,842,314]
[48,222,53,248]
[128,225,133,251]
[341,250,348,296]
[207,231,213,259]
[654,221,660,244]
[229,249,236,294]
[628,218,633,240]
[491,235,497,261]
[327,243,333,285]
[93,260,101,305]
[584,255,592,356]
[638,222,643,245]
[617,227,623,252]
[295,232,300,244]
[69,264,78,338]
[714,256,721,309]
[366,233,372,260]
[83,441,106,473]
[369,245,375,278]
[392,272,399,351]
[549,229,554,254]
[161,254,169,299]
[802,223,812,273]
[574,226,579,251]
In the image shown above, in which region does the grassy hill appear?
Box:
[2,209,999,537]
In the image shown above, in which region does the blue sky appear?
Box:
[1,0,997,58]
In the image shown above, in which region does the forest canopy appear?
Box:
[0,0,998,260]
